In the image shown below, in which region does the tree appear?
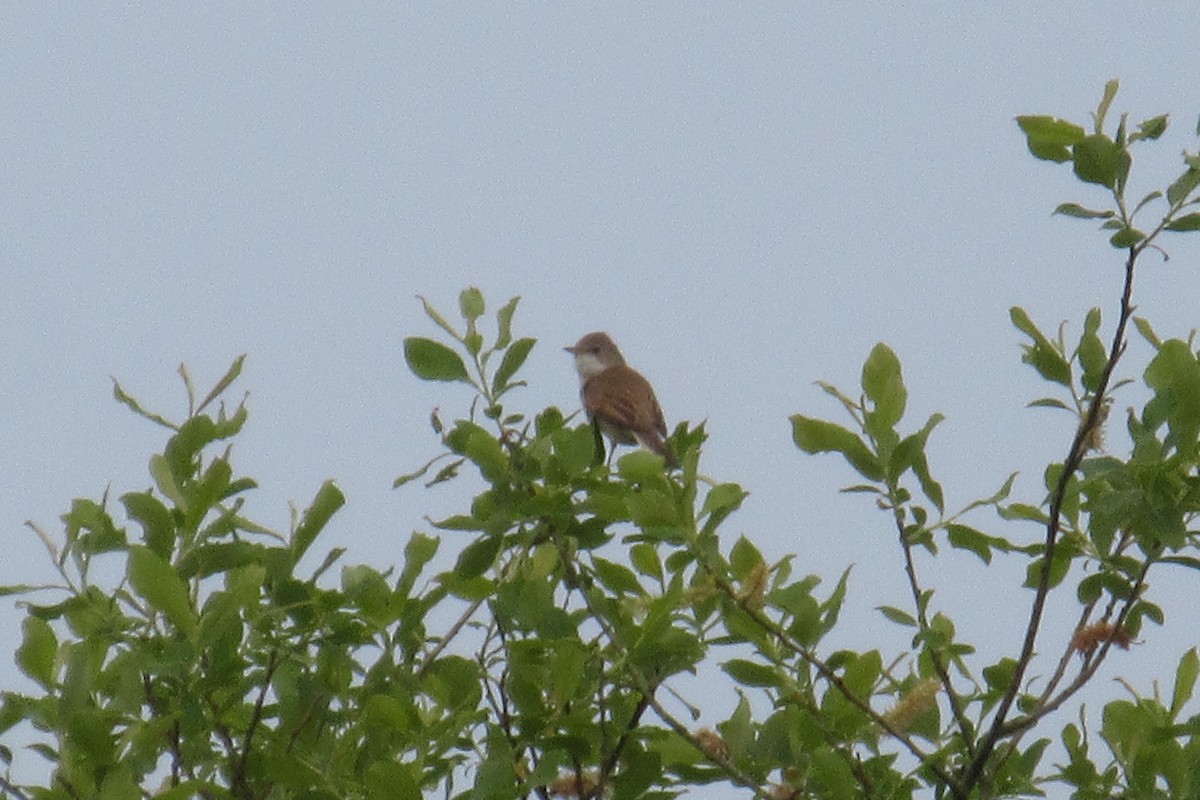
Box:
[4,80,1200,799]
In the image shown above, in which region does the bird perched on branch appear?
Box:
[566,331,677,468]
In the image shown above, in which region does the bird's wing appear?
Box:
[584,365,665,438]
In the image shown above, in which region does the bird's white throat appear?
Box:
[573,352,609,382]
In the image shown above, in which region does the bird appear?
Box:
[565,331,677,468]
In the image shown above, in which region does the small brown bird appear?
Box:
[565,332,677,467]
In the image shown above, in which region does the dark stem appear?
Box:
[961,245,1139,790]
[999,554,1153,741]
[596,692,652,797]
[233,649,279,800]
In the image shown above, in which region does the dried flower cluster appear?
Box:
[1071,621,1132,658]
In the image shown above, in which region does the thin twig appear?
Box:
[1000,555,1152,740]
[893,505,977,756]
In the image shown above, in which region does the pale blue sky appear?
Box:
[4,3,1200,791]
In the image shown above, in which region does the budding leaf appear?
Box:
[459,287,485,322]
[862,343,907,431]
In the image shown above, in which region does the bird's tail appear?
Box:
[636,432,678,469]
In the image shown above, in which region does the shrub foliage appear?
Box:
[4,81,1200,800]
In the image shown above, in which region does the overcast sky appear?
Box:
[5,3,1200,790]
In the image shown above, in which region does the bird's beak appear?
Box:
[564,346,576,354]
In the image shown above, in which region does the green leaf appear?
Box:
[1053,203,1114,220]
[1077,308,1107,392]
[111,379,177,429]
[617,449,671,483]
[1072,134,1129,190]
[290,480,345,566]
[1008,306,1040,339]
[612,749,661,800]
[1129,113,1169,143]
[1108,226,1145,248]
[417,295,461,340]
[892,413,945,512]
[1166,165,1200,208]
[1016,115,1086,162]
[729,536,765,581]
[128,545,197,636]
[629,543,663,582]
[1145,340,1200,458]
[1165,212,1200,232]
[431,513,483,531]
[178,541,269,581]
[492,337,535,394]
[862,343,907,431]
[1093,79,1119,133]
[459,286,485,322]
[999,502,1049,523]
[399,532,439,596]
[449,422,510,483]
[392,453,450,488]
[1132,190,1163,216]
[1010,307,1071,386]
[195,354,245,415]
[16,617,57,689]
[946,524,1002,564]
[1028,397,1070,410]
[403,337,471,383]
[454,535,502,579]
[1170,648,1198,719]
[702,483,748,520]
[877,605,917,627]
[149,453,187,509]
[843,649,882,697]
[494,296,520,349]
[592,557,644,596]
[464,331,483,356]
[121,491,176,559]
[165,414,235,476]
[790,415,883,481]
[625,488,678,528]
[423,654,481,709]
[1023,550,1072,591]
[723,659,783,688]
[62,498,126,555]
[1133,317,1161,349]
[1077,572,1132,604]
[1016,116,1087,143]
[550,424,596,478]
